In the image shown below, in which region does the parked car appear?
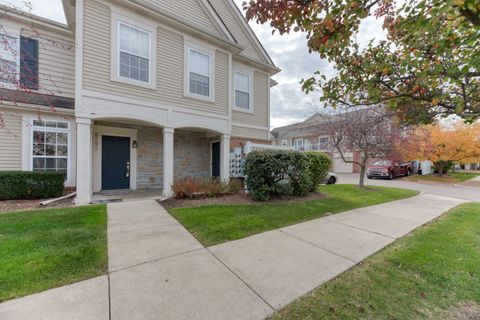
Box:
[367,160,413,180]
[323,172,338,185]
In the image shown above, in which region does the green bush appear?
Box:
[0,171,65,200]
[305,151,332,191]
[244,150,311,201]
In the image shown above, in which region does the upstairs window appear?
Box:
[235,71,251,110]
[188,48,211,97]
[118,22,150,83]
[0,33,19,86]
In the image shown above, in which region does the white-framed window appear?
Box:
[118,22,151,84]
[0,32,20,87]
[234,71,251,110]
[31,120,69,175]
[281,139,288,147]
[185,42,214,101]
[319,135,329,150]
[294,139,304,150]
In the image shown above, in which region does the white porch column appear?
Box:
[220,134,231,182]
[75,118,93,205]
[163,127,174,197]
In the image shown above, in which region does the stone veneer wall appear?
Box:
[136,127,211,189]
[136,126,164,189]
[96,122,212,190]
[173,130,211,180]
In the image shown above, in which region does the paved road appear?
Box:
[336,173,479,201]
[0,192,468,320]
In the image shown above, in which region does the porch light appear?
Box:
[132,140,138,149]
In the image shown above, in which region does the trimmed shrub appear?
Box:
[0,171,65,200]
[244,150,311,201]
[305,151,332,191]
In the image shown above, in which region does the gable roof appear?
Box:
[202,0,278,69]
[271,113,339,139]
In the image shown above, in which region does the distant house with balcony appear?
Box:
[271,113,361,173]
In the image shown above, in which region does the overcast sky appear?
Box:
[3,0,386,128]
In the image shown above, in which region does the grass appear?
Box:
[169,184,419,246]
[270,202,480,320]
[405,171,480,183]
[0,205,107,302]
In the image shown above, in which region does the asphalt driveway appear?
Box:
[336,173,480,201]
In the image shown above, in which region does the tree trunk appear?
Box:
[359,166,366,187]
[438,163,445,177]
[358,156,368,187]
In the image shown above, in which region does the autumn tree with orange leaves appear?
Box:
[401,123,480,176]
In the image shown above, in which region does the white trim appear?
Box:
[0,26,21,89]
[111,11,157,89]
[281,139,288,147]
[233,69,253,113]
[231,122,269,131]
[92,125,138,193]
[21,114,77,187]
[183,39,215,102]
[75,0,84,114]
[224,0,276,67]
[198,0,235,42]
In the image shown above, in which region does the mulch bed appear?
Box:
[0,198,74,214]
[160,191,326,209]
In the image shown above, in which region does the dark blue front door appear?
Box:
[211,142,220,178]
[102,136,131,190]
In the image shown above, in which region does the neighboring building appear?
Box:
[0,1,280,204]
[271,113,361,173]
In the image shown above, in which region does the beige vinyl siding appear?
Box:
[232,125,269,141]
[0,109,22,170]
[208,0,265,63]
[83,0,228,116]
[232,71,268,127]
[142,0,221,38]
[21,27,75,99]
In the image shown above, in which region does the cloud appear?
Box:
[1,0,66,23]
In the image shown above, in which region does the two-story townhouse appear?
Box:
[0,0,279,204]
[271,113,361,173]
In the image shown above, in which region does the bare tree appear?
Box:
[319,107,401,187]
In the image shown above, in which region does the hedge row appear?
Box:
[0,171,65,200]
[244,150,331,201]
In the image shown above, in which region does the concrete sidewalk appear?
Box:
[0,193,466,319]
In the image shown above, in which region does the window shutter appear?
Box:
[20,36,39,90]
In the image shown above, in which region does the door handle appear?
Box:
[126,162,130,178]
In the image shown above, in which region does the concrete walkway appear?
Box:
[0,193,466,319]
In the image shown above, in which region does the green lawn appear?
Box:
[270,202,480,320]
[169,185,419,246]
[405,171,480,183]
[0,205,107,302]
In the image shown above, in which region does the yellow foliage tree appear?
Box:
[401,123,480,176]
